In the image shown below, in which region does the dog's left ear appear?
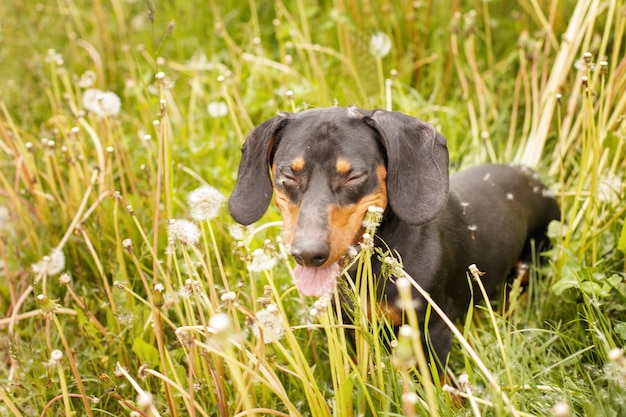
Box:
[228,114,292,225]
[365,110,449,225]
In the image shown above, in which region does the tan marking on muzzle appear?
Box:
[274,188,300,246]
[327,164,388,264]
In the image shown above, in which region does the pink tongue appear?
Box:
[293,263,340,297]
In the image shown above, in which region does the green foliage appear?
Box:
[1,0,625,416]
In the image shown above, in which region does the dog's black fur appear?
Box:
[229,107,560,366]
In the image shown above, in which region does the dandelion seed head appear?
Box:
[552,401,570,417]
[209,313,231,335]
[221,291,237,303]
[228,224,248,242]
[402,392,418,406]
[370,32,392,58]
[46,349,64,367]
[207,101,228,118]
[136,391,154,411]
[82,88,121,117]
[247,248,277,273]
[78,70,96,88]
[396,276,410,291]
[187,185,226,221]
[598,174,622,204]
[59,272,71,285]
[251,304,285,343]
[166,219,201,253]
[0,206,11,233]
[32,248,65,276]
[608,347,624,362]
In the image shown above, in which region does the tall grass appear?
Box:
[0,0,625,416]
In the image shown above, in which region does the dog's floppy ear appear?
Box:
[365,110,449,225]
[228,114,292,225]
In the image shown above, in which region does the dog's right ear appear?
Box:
[228,114,292,225]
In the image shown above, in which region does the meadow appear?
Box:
[1,0,625,415]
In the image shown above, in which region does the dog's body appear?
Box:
[229,107,560,365]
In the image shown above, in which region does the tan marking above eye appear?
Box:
[291,157,305,172]
[335,158,352,174]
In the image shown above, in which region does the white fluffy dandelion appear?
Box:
[82,88,121,117]
[247,248,277,273]
[32,248,65,276]
[370,32,392,58]
[187,185,226,221]
[251,304,285,343]
[0,206,11,234]
[597,174,622,204]
[228,223,248,242]
[78,70,96,88]
[166,219,201,253]
[207,101,228,118]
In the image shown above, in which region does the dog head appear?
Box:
[228,107,449,296]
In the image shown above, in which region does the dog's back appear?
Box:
[442,164,560,310]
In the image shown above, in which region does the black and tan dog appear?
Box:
[228,106,560,365]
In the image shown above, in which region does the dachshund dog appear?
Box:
[228,107,560,365]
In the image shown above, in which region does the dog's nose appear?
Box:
[290,241,330,267]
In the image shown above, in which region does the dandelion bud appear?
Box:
[36,294,55,313]
[556,93,562,103]
[153,283,165,308]
[583,51,592,64]
[393,325,416,367]
[600,61,608,75]
[113,281,126,289]
[155,72,165,80]
[468,264,484,282]
[285,90,294,100]
[581,75,588,88]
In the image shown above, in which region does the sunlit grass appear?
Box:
[1,0,625,416]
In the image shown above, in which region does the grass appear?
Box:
[1,0,625,415]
